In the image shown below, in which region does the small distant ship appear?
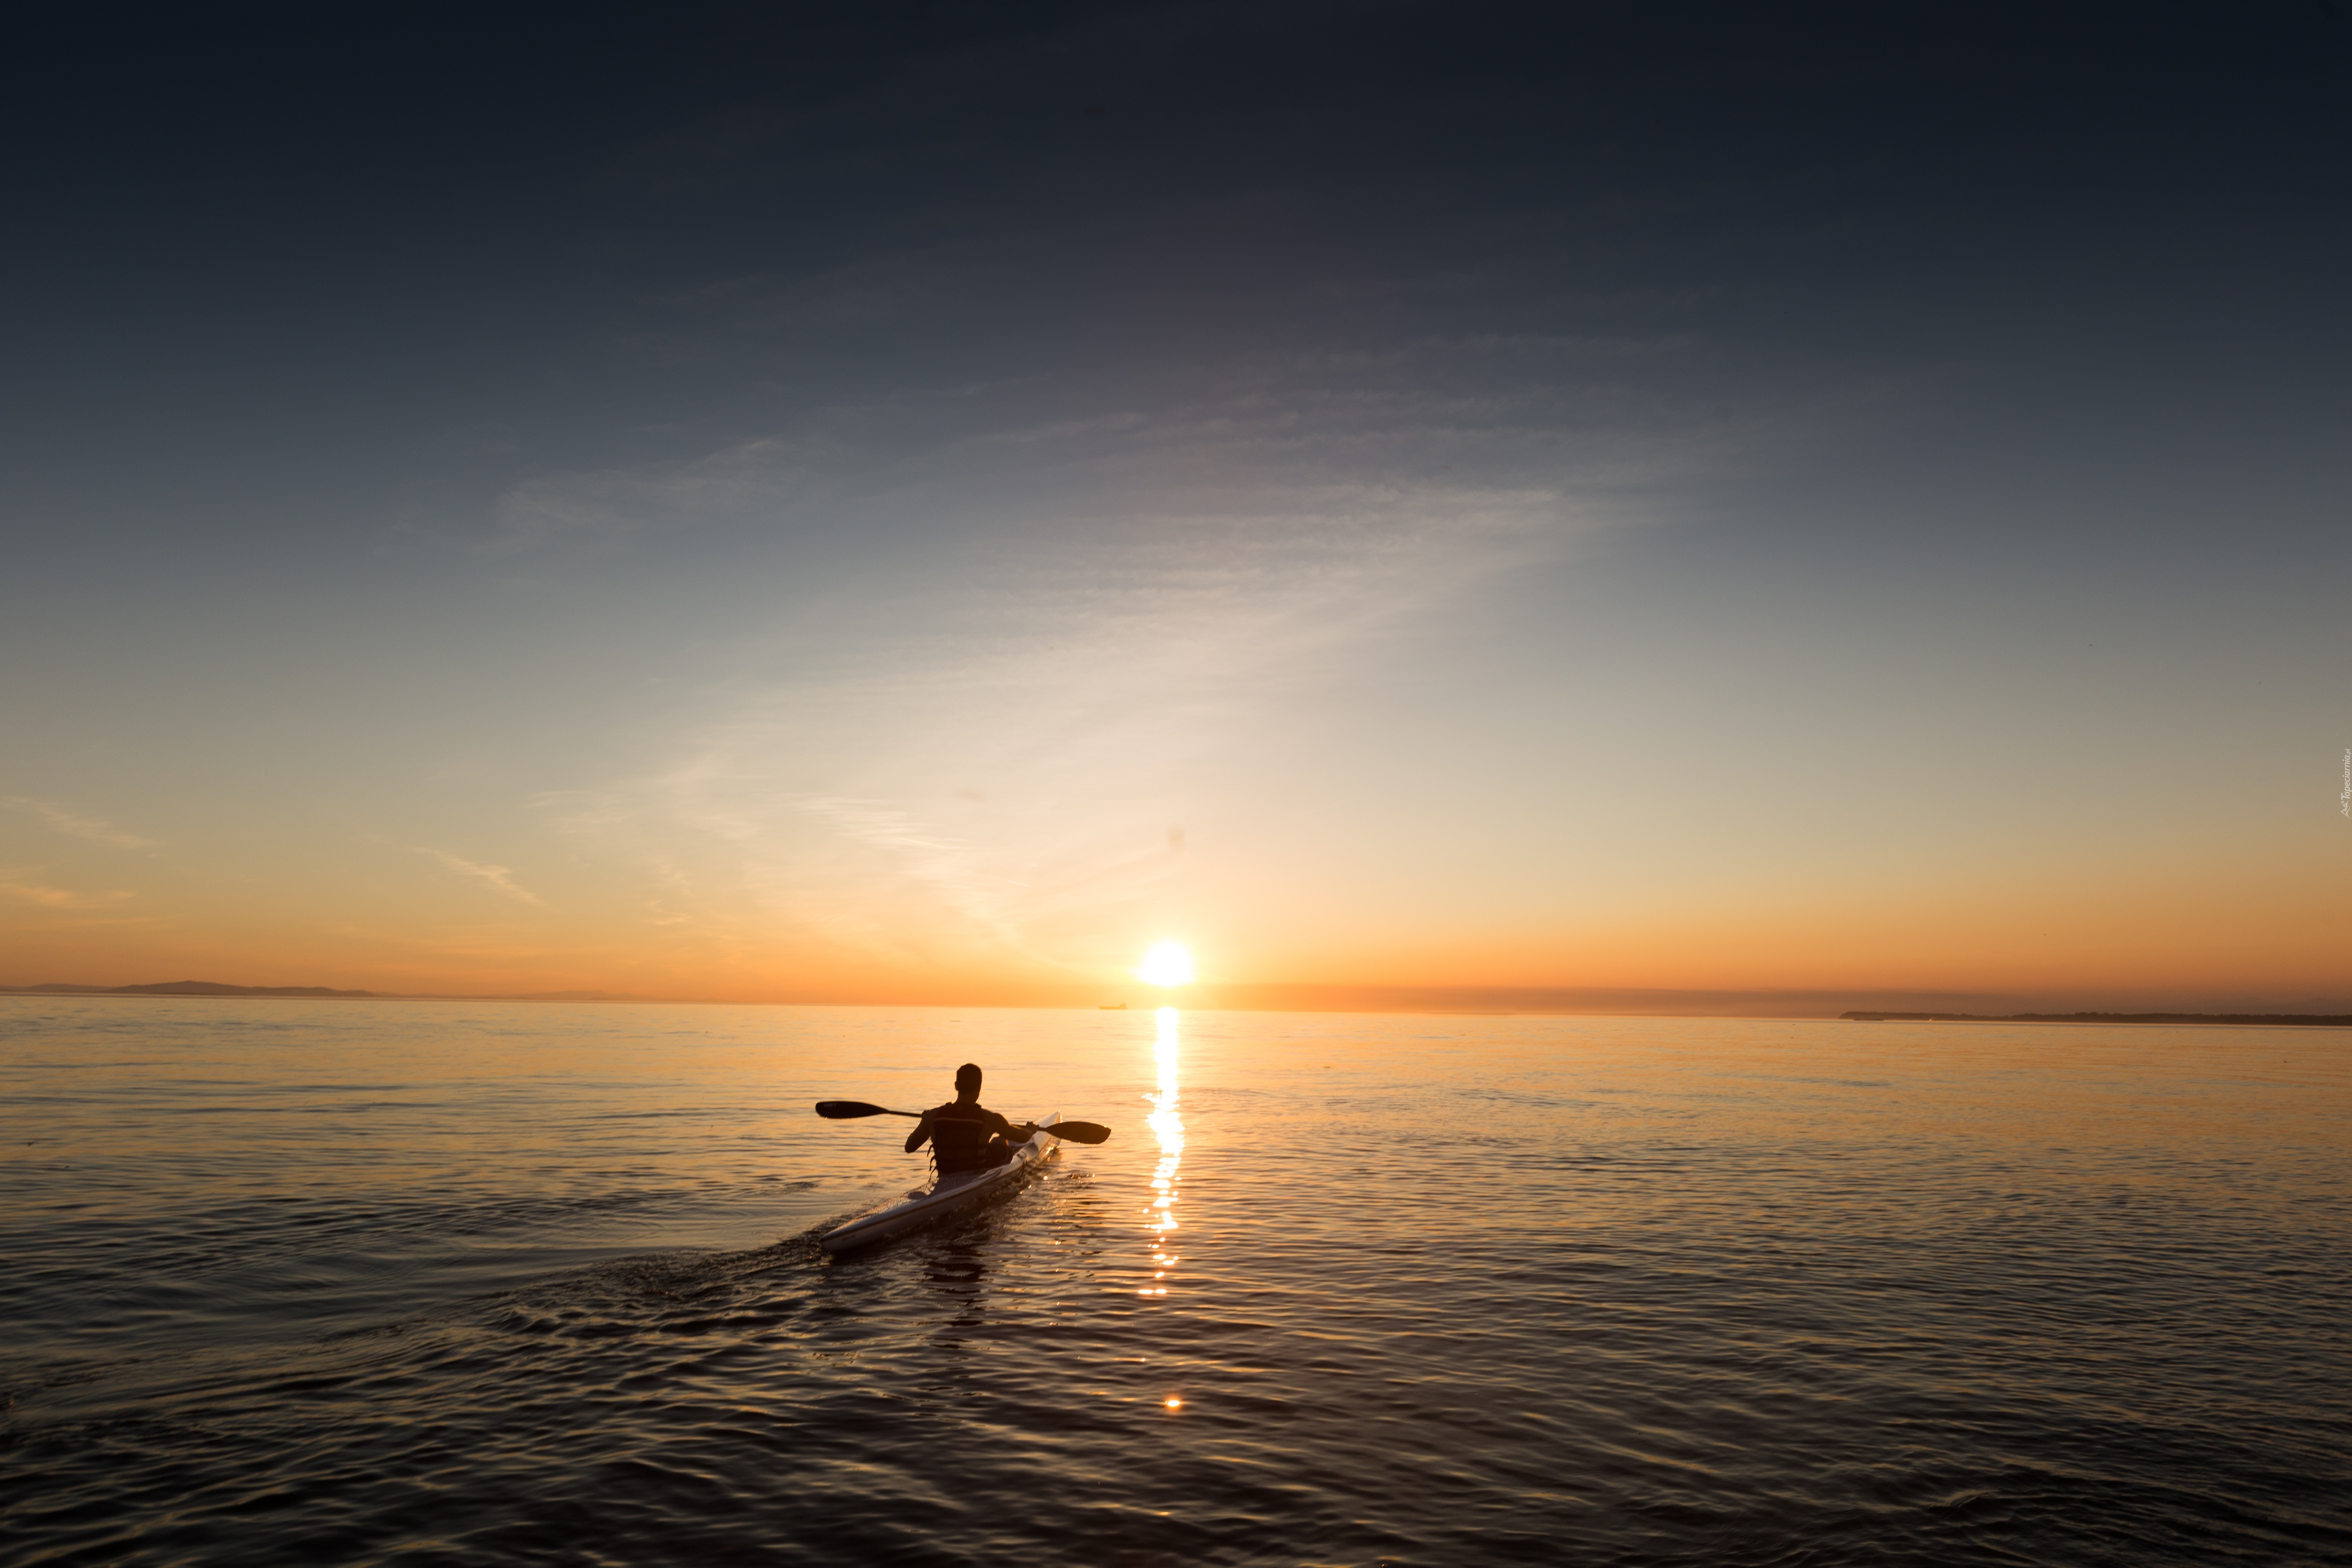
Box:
[1098,1002,1127,1010]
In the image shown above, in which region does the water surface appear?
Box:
[2,999,2346,1565]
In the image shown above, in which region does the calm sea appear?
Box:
[0,998,2345,1567]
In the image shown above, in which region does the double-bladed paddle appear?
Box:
[814,1100,1111,1144]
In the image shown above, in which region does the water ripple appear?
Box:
[1,999,2346,1565]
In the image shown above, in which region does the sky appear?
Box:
[2,2,2347,1010]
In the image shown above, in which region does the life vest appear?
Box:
[927,1102,1010,1173]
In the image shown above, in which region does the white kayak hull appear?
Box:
[819,1113,1061,1254]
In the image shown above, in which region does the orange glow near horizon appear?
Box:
[1,797,2346,1009]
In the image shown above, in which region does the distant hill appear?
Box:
[0,981,641,1001]
[1843,1010,2352,1028]
[2,980,380,998]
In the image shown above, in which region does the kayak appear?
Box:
[819,1113,1062,1254]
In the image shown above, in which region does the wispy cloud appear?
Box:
[522,462,1575,977]
[475,436,822,556]
[780,793,1029,945]
[0,873,134,908]
[490,297,1743,979]
[0,797,157,850]
[414,849,542,904]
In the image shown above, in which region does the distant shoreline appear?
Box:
[1842,1010,2352,1029]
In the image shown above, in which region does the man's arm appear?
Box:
[904,1111,934,1154]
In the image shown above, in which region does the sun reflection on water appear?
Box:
[1141,1004,1184,1298]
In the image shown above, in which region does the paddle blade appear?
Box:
[1041,1120,1111,1145]
[815,1100,892,1119]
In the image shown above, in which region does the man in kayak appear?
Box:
[906,1063,1038,1174]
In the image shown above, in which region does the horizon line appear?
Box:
[7,978,2351,1020]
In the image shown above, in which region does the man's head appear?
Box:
[954,1062,983,1099]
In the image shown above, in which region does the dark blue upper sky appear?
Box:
[7,2,2342,537]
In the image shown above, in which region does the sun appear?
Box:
[1135,941,1195,987]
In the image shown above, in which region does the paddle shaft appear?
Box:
[813,1100,1109,1143]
